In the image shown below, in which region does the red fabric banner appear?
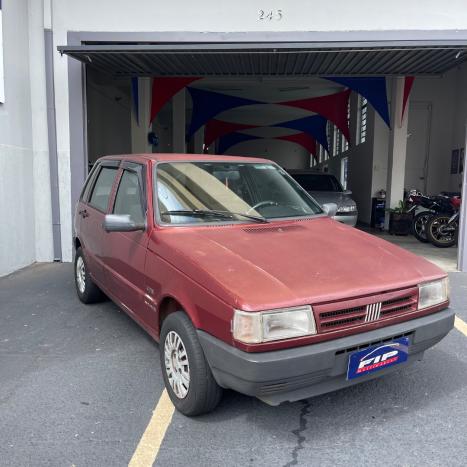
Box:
[401,76,415,124]
[149,77,201,125]
[275,133,317,160]
[282,89,351,144]
[204,119,257,150]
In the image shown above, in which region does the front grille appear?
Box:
[314,287,419,333]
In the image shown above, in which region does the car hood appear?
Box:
[307,191,355,207]
[155,217,445,311]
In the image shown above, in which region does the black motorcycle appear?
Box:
[425,197,461,248]
[407,192,457,243]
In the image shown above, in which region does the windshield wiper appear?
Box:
[162,209,269,223]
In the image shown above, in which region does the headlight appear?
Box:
[232,305,316,344]
[418,278,449,309]
[337,205,357,213]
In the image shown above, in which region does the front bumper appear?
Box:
[333,212,358,226]
[198,308,454,405]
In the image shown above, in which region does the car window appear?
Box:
[88,166,118,212]
[291,174,342,192]
[113,170,145,224]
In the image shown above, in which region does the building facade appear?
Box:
[1,0,467,276]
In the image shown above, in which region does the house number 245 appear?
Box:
[258,9,283,21]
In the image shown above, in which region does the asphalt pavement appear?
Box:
[1,263,467,467]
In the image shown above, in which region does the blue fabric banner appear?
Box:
[218,132,261,154]
[274,115,329,152]
[188,88,261,138]
[131,77,139,126]
[325,76,390,127]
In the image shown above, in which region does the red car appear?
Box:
[74,154,454,416]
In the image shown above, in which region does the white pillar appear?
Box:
[385,77,409,227]
[28,0,54,262]
[458,122,467,271]
[193,126,204,154]
[131,77,152,154]
[172,89,186,153]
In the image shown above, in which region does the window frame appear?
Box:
[153,160,326,227]
[86,160,121,213]
[357,95,368,145]
[111,161,148,221]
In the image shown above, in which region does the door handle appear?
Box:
[79,209,89,218]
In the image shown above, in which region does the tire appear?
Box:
[426,215,458,248]
[412,211,433,243]
[74,247,104,303]
[160,311,222,416]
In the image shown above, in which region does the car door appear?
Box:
[79,160,120,286]
[102,161,151,323]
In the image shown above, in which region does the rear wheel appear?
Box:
[412,211,433,243]
[426,215,458,248]
[74,247,104,303]
[160,311,222,416]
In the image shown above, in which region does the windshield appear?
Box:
[291,173,343,192]
[155,162,323,224]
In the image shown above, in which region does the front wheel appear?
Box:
[160,312,222,416]
[426,215,458,248]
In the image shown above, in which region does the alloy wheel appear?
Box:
[76,256,86,294]
[164,330,190,399]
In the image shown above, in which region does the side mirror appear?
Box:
[103,214,145,232]
[322,203,338,218]
[343,189,352,195]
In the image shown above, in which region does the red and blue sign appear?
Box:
[347,337,409,380]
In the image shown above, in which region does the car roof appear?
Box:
[97,153,273,164]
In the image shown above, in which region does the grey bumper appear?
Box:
[198,308,454,405]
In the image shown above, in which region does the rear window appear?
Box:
[291,173,342,192]
[88,166,118,212]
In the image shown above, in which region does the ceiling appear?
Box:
[78,42,467,139]
[60,43,467,77]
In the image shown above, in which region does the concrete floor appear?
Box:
[1,264,467,466]
[364,229,458,272]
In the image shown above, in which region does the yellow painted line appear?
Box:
[128,389,175,467]
[455,316,467,337]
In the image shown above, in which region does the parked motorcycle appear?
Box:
[406,191,456,243]
[425,197,461,248]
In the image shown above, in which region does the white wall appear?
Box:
[0,0,35,276]
[86,70,131,164]
[409,73,457,194]
[224,138,310,169]
[449,64,467,192]
[51,0,467,33]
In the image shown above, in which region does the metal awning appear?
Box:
[58,42,467,77]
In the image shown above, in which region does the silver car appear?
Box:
[288,170,358,226]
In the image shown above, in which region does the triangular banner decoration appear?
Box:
[401,76,415,124]
[218,132,261,154]
[204,119,257,150]
[282,90,351,143]
[149,77,201,126]
[325,76,390,127]
[131,77,139,126]
[275,133,317,160]
[273,115,329,152]
[188,88,261,138]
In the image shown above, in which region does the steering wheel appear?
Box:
[246,200,278,214]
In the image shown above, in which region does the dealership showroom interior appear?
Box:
[2,0,467,466]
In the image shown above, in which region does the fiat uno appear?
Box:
[73,154,454,415]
